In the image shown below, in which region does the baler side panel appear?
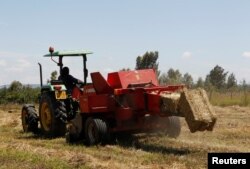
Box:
[146,93,161,115]
[91,72,113,94]
[79,94,115,113]
[108,69,159,89]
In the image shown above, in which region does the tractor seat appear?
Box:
[90,72,113,94]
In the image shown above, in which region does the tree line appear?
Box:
[0,81,40,104]
[0,51,249,104]
[135,51,246,90]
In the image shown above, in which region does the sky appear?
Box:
[1,0,250,85]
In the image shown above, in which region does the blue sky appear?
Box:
[1,0,250,85]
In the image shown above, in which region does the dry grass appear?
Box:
[0,104,250,169]
[209,91,250,106]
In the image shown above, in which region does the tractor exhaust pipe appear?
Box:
[38,63,43,87]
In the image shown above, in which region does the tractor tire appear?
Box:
[84,117,109,145]
[39,93,66,137]
[21,104,39,134]
[164,116,181,138]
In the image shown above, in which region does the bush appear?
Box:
[0,81,40,104]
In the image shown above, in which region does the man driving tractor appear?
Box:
[59,66,84,94]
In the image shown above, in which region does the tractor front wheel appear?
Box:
[39,93,66,137]
[84,117,109,145]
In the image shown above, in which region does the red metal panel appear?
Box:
[125,92,145,110]
[79,95,90,112]
[79,94,115,113]
[71,86,83,100]
[115,107,133,121]
[107,72,122,89]
[107,69,159,89]
[147,93,161,114]
[90,72,113,94]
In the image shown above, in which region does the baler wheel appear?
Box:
[84,117,109,145]
[164,116,181,138]
[39,93,66,137]
[21,104,38,133]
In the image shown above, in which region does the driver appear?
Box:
[59,67,83,93]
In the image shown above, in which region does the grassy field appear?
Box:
[0,104,250,169]
[209,91,250,106]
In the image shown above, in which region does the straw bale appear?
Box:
[178,88,216,132]
[160,93,180,114]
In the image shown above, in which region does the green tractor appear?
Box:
[21,47,92,137]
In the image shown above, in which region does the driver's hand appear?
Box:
[78,81,85,87]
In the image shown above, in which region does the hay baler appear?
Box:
[22,48,216,145]
[68,69,184,144]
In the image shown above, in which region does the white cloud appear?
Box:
[182,51,192,59]
[242,51,250,58]
[18,59,31,68]
[0,51,27,58]
[5,59,32,73]
[0,59,7,66]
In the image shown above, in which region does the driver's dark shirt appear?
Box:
[59,75,78,93]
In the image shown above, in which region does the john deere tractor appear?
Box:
[21,47,92,137]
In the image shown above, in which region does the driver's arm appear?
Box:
[69,75,83,84]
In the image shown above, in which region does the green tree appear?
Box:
[206,65,228,89]
[0,81,40,104]
[204,75,215,100]
[182,73,194,88]
[196,77,204,88]
[136,51,160,77]
[227,73,237,89]
[0,87,8,104]
[227,73,237,99]
[241,79,248,106]
[159,68,182,85]
[50,70,58,80]
[120,68,131,71]
[9,80,22,91]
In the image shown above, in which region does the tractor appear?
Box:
[22,47,216,145]
[22,47,92,137]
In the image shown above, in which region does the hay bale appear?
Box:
[178,88,216,132]
[160,93,180,114]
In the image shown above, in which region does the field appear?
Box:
[0,104,250,169]
[209,91,250,107]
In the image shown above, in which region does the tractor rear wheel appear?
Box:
[39,93,66,137]
[164,116,181,138]
[21,104,38,133]
[84,117,109,145]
